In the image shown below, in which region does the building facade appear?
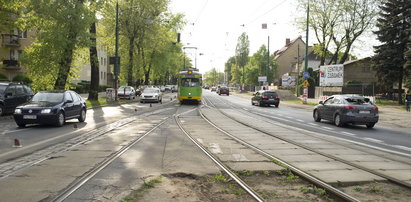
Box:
[0,29,34,80]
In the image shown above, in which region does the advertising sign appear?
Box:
[319,64,344,86]
[281,74,296,86]
[258,76,267,82]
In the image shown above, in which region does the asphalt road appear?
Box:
[204,90,411,157]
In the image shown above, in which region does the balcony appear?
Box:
[1,34,20,47]
[3,59,20,69]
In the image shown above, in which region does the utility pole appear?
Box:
[304,0,309,73]
[267,36,270,82]
[114,0,119,101]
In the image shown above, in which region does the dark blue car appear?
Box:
[13,90,87,127]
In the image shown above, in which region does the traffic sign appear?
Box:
[303,72,310,79]
[303,80,310,86]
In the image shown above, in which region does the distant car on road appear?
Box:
[251,90,280,107]
[0,82,34,116]
[117,86,135,100]
[140,88,162,103]
[211,86,216,92]
[313,94,379,128]
[13,90,87,127]
[217,86,229,96]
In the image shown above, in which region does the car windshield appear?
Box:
[32,92,64,103]
[0,85,6,94]
[181,78,200,87]
[143,89,158,94]
[119,87,132,91]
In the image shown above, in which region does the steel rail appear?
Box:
[52,117,171,202]
[201,95,361,202]
[174,113,265,202]
[209,94,411,189]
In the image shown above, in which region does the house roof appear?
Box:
[274,36,304,58]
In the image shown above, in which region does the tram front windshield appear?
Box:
[181,78,201,87]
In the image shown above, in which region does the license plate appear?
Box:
[23,115,37,119]
[269,98,274,100]
[359,111,370,114]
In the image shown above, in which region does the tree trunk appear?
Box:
[54,38,75,90]
[127,37,135,86]
[88,17,99,101]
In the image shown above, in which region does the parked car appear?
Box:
[251,90,280,107]
[217,86,229,96]
[0,82,34,116]
[211,86,216,92]
[140,88,162,103]
[171,85,178,93]
[313,94,379,128]
[117,86,135,99]
[13,90,87,127]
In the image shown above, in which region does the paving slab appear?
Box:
[226,161,283,171]
[358,161,411,170]
[291,161,356,171]
[307,169,386,185]
[335,154,391,162]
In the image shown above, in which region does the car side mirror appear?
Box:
[319,100,324,105]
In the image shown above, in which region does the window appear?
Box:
[65,92,73,102]
[181,78,200,87]
[5,86,16,96]
[18,30,27,39]
[15,85,25,95]
[70,92,80,102]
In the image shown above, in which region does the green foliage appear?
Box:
[235,170,254,176]
[121,176,162,202]
[12,74,32,84]
[353,186,362,192]
[368,185,382,193]
[213,173,227,183]
[373,0,411,104]
[0,73,8,81]
[203,68,224,86]
[262,170,270,176]
[300,186,309,193]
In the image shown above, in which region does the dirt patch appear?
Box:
[124,171,335,201]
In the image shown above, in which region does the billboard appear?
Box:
[319,64,344,86]
[281,74,296,86]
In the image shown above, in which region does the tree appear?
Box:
[21,0,93,91]
[373,0,411,104]
[87,0,102,101]
[235,32,249,90]
[224,56,235,85]
[297,0,379,65]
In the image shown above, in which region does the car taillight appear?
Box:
[344,105,356,109]
[262,96,268,99]
[275,96,279,99]
[373,106,379,111]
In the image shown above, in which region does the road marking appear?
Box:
[308,123,318,126]
[2,128,31,135]
[393,145,411,152]
[341,132,356,136]
[296,119,304,122]
[286,116,292,119]
[243,108,248,111]
[321,126,333,130]
[363,137,384,143]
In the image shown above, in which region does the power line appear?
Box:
[246,0,288,26]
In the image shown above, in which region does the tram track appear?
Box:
[201,94,411,201]
[205,94,411,189]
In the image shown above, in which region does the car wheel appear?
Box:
[0,104,3,116]
[275,104,279,108]
[16,122,26,128]
[366,123,375,128]
[251,100,254,106]
[56,111,65,127]
[259,101,263,107]
[334,114,344,127]
[313,110,321,122]
[227,94,229,96]
[78,108,86,122]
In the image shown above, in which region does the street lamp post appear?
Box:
[114,0,119,101]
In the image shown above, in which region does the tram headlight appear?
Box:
[188,92,191,96]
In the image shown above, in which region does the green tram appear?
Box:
[177,68,202,103]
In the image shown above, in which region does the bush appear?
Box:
[0,73,8,81]
[12,74,32,84]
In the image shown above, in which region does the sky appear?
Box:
[169,0,377,74]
